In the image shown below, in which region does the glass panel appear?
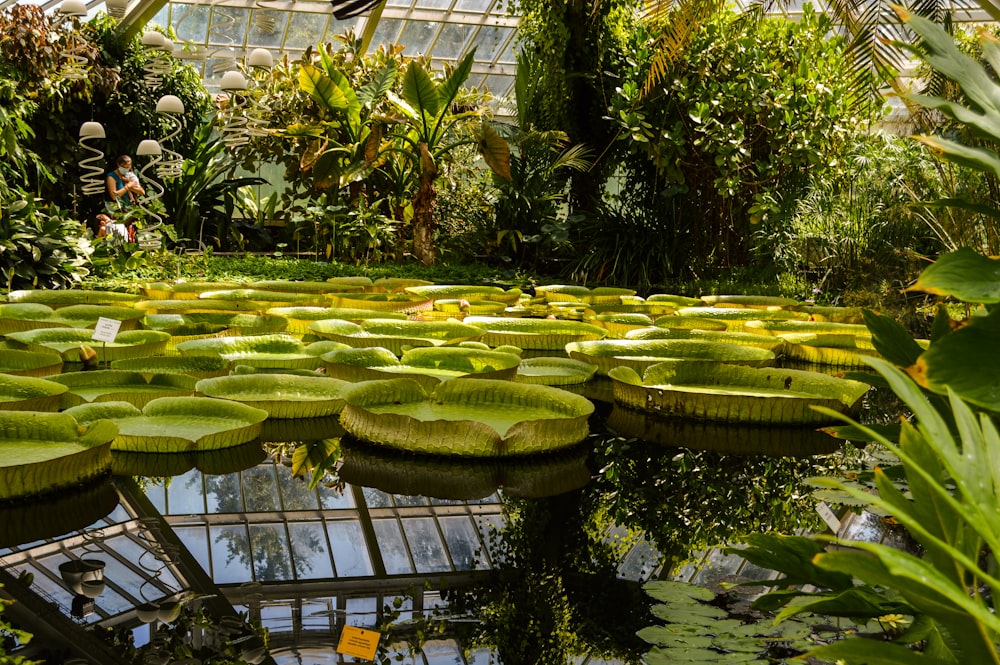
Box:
[327,521,374,577]
[455,0,493,10]
[423,639,463,664]
[301,598,335,630]
[481,73,515,100]
[318,483,354,509]
[174,525,211,575]
[421,0,453,9]
[288,522,334,579]
[249,524,293,581]
[371,518,412,575]
[368,19,404,52]
[144,482,166,513]
[439,515,489,570]
[361,486,392,508]
[172,3,211,44]
[166,470,205,515]
[210,524,254,584]
[401,517,450,573]
[285,11,331,51]
[208,5,250,47]
[260,602,294,632]
[276,464,320,511]
[19,558,76,608]
[467,648,494,664]
[345,596,377,627]
[105,503,130,524]
[430,22,474,59]
[242,465,281,512]
[399,20,440,56]
[469,25,512,61]
[497,38,517,64]
[149,5,170,32]
[246,9,288,48]
[205,472,243,514]
[393,494,427,507]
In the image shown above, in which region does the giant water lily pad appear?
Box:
[338,440,591,500]
[250,279,361,294]
[326,292,433,313]
[6,328,170,362]
[135,299,265,314]
[110,355,232,379]
[340,378,594,457]
[744,319,870,337]
[175,334,322,369]
[535,285,635,304]
[0,480,119,546]
[45,305,146,330]
[0,374,69,411]
[779,333,880,368]
[608,361,870,425]
[141,281,241,300]
[650,315,729,333]
[673,307,810,331]
[8,289,141,307]
[592,313,654,338]
[309,318,485,355]
[404,284,523,304]
[50,370,198,409]
[111,441,267,477]
[516,357,597,386]
[700,294,800,308]
[199,288,329,308]
[0,411,117,501]
[566,339,776,375]
[0,349,64,377]
[462,316,607,350]
[0,303,60,333]
[266,307,406,333]
[143,312,288,336]
[66,397,268,453]
[322,346,521,390]
[195,374,351,418]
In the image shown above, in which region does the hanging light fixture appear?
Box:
[142,31,174,90]
[330,0,382,19]
[78,121,107,197]
[135,139,164,229]
[105,0,128,20]
[246,49,273,138]
[57,0,89,81]
[219,71,250,149]
[155,95,185,180]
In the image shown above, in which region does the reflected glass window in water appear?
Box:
[439,515,488,571]
[386,594,414,623]
[383,642,420,664]
[288,522,334,579]
[249,523,293,582]
[401,517,449,573]
[260,602,294,632]
[301,598,336,630]
[242,465,282,512]
[371,518,412,575]
[474,514,504,563]
[174,525,211,574]
[167,470,206,514]
[345,596,377,627]
[326,520,373,577]
[210,524,254,584]
[422,638,464,664]
[205,472,242,513]
[277,465,321,511]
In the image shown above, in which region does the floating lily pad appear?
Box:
[686,329,790,354]
[0,349,64,377]
[322,346,521,390]
[535,285,635,304]
[340,378,594,457]
[608,361,870,425]
[674,307,810,331]
[0,303,60,333]
[195,373,351,418]
[779,333,880,368]
[646,293,704,307]
[462,316,607,350]
[326,292,433,313]
[50,370,198,409]
[250,279,360,294]
[744,320,870,337]
[135,299,265,314]
[141,281,241,300]
[310,318,485,355]
[787,305,867,324]
[266,306,406,333]
[592,313,654,337]
[516,357,597,385]
[176,334,322,370]
[0,411,117,501]
[45,305,146,330]
[700,295,800,308]
[404,284,523,304]
[566,339,776,375]
[6,328,170,362]
[372,277,433,291]
[433,299,508,315]
[67,397,268,453]
[0,374,69,411]
[338,439,591,500]
[7,289,141,307]
[650,315,729,333]
[606,406,842,456]
[199,288,329,308]
[111,440,267,477]
[110,355,232,379]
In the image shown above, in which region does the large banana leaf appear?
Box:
[0,411,117,501]
[6,328,170,362]
[566,338,776,376]
[50,370,198,409]
[340,378,594,457]
[462,316,608,350]
[195,373,351,418]
[68,396,268,453]
[608,361,870,425]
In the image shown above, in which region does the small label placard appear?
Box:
[91,317,122,343]
[336,625,380,661]
[816,501,841,533]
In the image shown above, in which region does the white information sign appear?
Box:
[91,317,122,343]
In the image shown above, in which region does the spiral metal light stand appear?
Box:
[57,0,89,81]
[246,49,273,138]
[105,0,127,20]
[142,31,174,90]
[155,95,185,180]
[135,139,165,235]
[219,70,250,149]
[78,121,106,196]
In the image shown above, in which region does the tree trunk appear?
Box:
[411,174,437,266]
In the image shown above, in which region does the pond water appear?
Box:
[0,376,894,665]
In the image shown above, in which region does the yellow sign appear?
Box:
[336,625,381,661]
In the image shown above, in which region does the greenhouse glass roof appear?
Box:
[2,0,519,101]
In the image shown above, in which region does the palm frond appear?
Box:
[642,0,727,97]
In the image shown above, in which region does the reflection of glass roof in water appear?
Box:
[1,0,519,105]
